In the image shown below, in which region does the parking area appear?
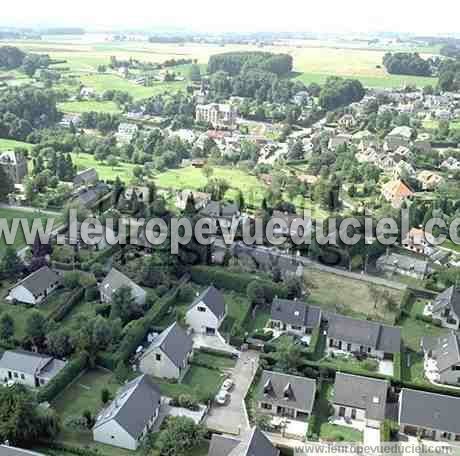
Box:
[205,350,259,435]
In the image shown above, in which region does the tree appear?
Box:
[188,64,201,82]
[155,416,206,456]
[25,310,47,346]
[110,286,142,324]
[47,328,74,358]
[0,166,14,201]
[275,336,303,372]
[107,155,119,170]
[202,164,214,180]
[0,246,23,277]
[0,313,14,340]
[101,388,111,404]
[236,190,245,211]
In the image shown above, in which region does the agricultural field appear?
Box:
[155,165,266,205]
[58,100,122,114]
[71,152,138,182]
[423,119,460,130]
[303,268,405,324]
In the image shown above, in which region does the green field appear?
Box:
[80,74,187,100]
[59,100,122,114]
[155,166,266,205]
[0,138,33,150]
[72,152,137,182]
[423,119,460,130]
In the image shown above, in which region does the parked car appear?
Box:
[215,389,230,405]
[222,378,234,391]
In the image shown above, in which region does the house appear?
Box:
[139,322,193,381]
[328,134,352,151]
[0,445,46,456]
[325,313,401,361]
[7,267,62,305]
[100,268,146,306]
[399,388,460,441]
[0,150,28,184]
[402,228,434,255]
[208,427,279,456]
[59,114,81,129]
[417,170,443,191]
[441,157,460,171]
[80,87,96,99]
[332,373,389,428]
[381,179,414,208]
[116,123,138,144]
[73,168,98,188]
[422,332,460,385]
[185,286,226,335]
[93,375,162,450]
[413,133,432,153]
[376,252,431,280]
[124,186,151,205]
[0,349,67,388]
[256,370,316,420]
[195,103,237,129]
[269,298,321,339]
[424,286,460,330]
[338,114,357,130]
[384,126,413,151]
[73,183,110,209]
[176,190,211,211]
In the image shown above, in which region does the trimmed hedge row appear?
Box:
[37,442,110,456]
[48,288,85,322]
[37,352,89,403]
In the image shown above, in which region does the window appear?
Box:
[197,306,206,312]
[291,325,302,331]
[14,372,18,378]
[40,379,45,385]
[261,403,272,410]
[156,354,161,361]
[20,374,25,380]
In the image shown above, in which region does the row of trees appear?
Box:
[383,52,432,77]
[318,76,365,111]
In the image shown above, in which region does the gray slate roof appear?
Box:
[326,313,401,354]
[271,298,321,329]
[0,446,45,456]
[73,168,98,186]
[94,375,161,439]
[333,373,389,421]
[0,350,53,376]
[141,322,193,368]
[431,286,460,319]
[190,286,226,320]
[399,388,460,434]
[12,267,61,299]
[100,268,146,302]
[422,332,460,373]
[208,428,279,456]
[256,370,316,413]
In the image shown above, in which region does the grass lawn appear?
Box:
[441,239,460,253]
[155,166,266,206]
[59,100,122,114]
[0,138,33,150]
[244,307,270,333]
[303,268,404,325]
[80,74,187,100]
[220,291,251,335]
[423,119,460,131]
[312,383,363,442]
[193,351,236,370]
[0,207,59,253]
[155,365,225,402]
[71,152,137,182]
[322,353,380,377]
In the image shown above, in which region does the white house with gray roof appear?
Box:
[269,298,321,339]
[256,370,316,421]
[399,388,460,441]
[7,267,62,306]
[422,332,460,385]
[326,313,401,361]
[332,373,389,429]
[208,427,279,456]
[0,349,67,388]
[424,286,460,330]
[139,322,193,381]
[93,375,161,450]
[186,286,226,335]
[100,268,146,306]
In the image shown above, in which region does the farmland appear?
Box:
[58,100,122,114]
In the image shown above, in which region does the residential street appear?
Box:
[205,350,259,435]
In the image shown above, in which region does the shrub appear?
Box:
[49,288,85,322]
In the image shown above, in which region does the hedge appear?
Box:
[37,442,111,456]
[37,352,89,403]
[48,288,85,322]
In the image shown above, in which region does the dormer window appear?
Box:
[197,306,206,312]
[263,379,273,395]
[283,383,293,400]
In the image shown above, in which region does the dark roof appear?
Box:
[399,388,460,434]
[208,428,279,456]
[74,183,109,208]
[12,267,61,298]
[73,168,98,185]
[0,350,52,376]
[94,375,161,439]
[221,203,240,218]
[270,298,321,329]
[256,370,316,413]
[422,332,460,372]
[0,446,45,456]
[431,286,460,319]
[141,322,193,368]
[190,286,226,320]
[326,314,401,354]
[100,268,146,301]
[333,373,389,421]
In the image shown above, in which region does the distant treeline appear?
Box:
[208,51,293,76]
[0,45,51,76]
[41,27,85,35]
[440,44,460,60]
[383,52,432,77]
[439,60,460,92]
[148,36,188,44]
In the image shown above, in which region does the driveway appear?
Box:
[192,332,239,356]
[205,350,259,435]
